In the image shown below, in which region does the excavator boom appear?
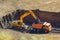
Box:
[12,10,38,27]
[20,10,37,23]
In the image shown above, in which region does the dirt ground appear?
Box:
[0,29,60,40]
[0,0,60,18]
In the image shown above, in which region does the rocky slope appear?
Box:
[0,29,60,40]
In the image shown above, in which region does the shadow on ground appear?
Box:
[9,27,50,34]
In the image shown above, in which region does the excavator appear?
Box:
[11,10,52,33]
[12,10,37,27]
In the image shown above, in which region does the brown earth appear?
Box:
[0,0,60,40]
[0,0,60,17]
[0,29,60,40]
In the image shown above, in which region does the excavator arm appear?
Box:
[20,10,37,23]
[12,10,38,27]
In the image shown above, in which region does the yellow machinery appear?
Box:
[12,10,38,27]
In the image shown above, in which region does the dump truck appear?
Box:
[0,10,52,33]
